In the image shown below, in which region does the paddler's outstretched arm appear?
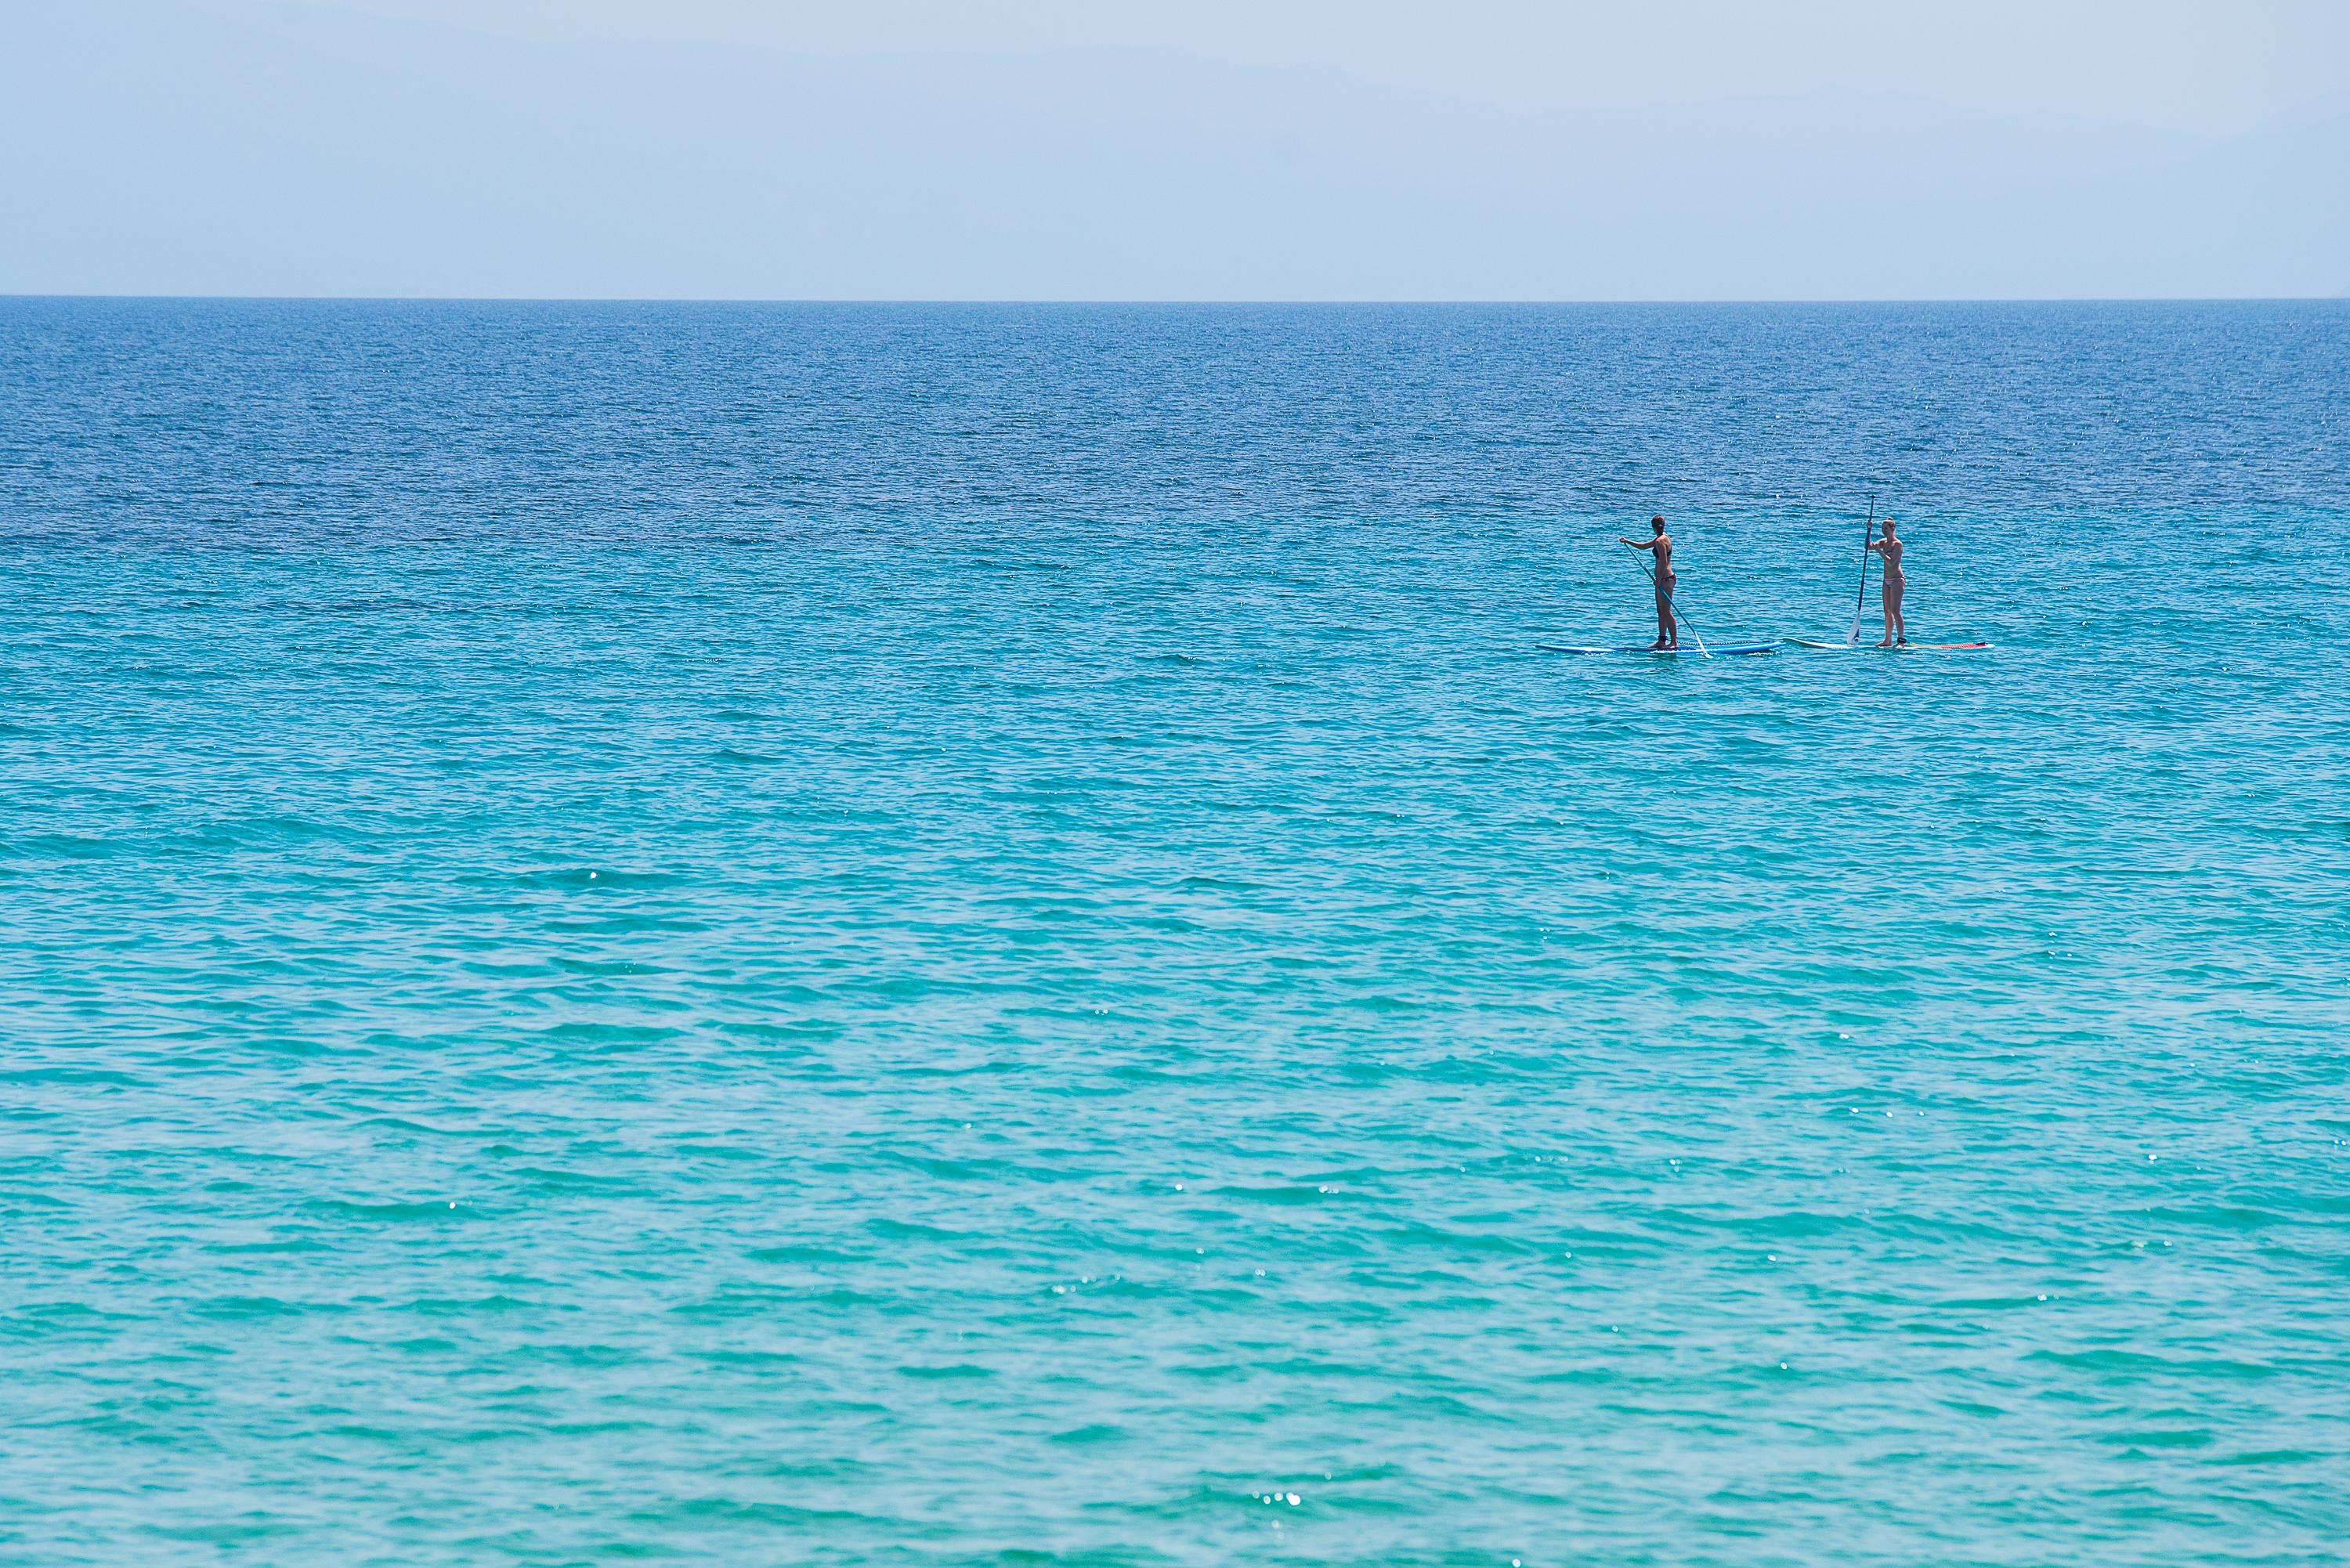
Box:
[1618,535,1661,551]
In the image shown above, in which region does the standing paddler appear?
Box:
[1869,517,1907,646]
[1618,515,1677,650]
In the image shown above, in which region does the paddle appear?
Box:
[1847,493,1878,646]
[1623,541,1712,659]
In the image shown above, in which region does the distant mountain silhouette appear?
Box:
[4,1,2344,298]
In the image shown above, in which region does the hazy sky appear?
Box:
[302,0,2350,134]
[3,0,2345,298]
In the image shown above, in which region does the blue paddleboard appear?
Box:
[1538,642,1778,656]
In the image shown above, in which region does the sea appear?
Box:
[2,299,2346,1566]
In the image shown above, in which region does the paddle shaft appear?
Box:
[1848,493,1878,645]
[1625,543,1711,658]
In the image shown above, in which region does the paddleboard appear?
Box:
[1784,638,1991,652]
[1538,642,1779,656]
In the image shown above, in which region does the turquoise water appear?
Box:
[4,301,2348,1566]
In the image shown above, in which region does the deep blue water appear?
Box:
[3,300,2348,1566]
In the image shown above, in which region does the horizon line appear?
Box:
[5,292,2345,307]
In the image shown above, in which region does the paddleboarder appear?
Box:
[1870,518,1907,646]
[1618,515,1677,650]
